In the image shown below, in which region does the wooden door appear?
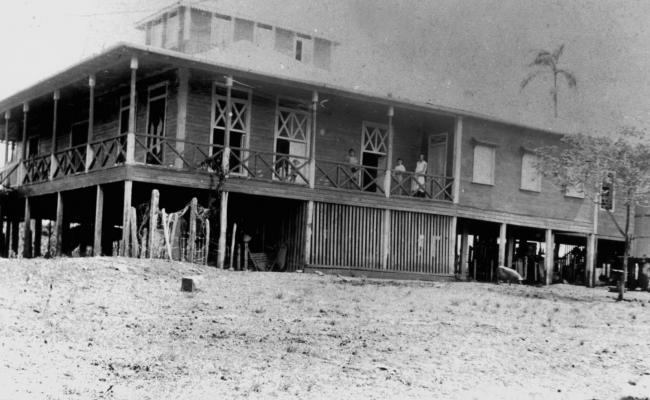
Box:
[428,133,448,177]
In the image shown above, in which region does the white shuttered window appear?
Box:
[472,144,495,185]
[521,152,541,192]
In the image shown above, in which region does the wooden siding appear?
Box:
[312,202,383,269]
[388,210,453,274]
[460,117,625,238]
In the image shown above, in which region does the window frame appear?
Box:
[600,174,615,212]
[471,141,497,186]
[520,151,542,192]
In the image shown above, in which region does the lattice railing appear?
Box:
[134,134,221,171]
[52,144,87,179]
[88,134,127,171]
[391,170,454,201]
[0,162,20,188]
[229,147,310,185]
[22,154,51,184]
[314,160,385,194]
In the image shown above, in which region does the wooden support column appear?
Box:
[125,57,138,164]
[149,189,159,258]
[498,222,507,267]
[506,236,515,269]
[545,229,554,285]
[22,197,32,258]
[384,106,395,197]
[93,185,104,256]
[222,76,233,174]
[217,191,229,268]
[3,111,9,166]
[85,75,95,172]
[121,180,133,256]
[34,218,42,257]
[449,216,458,274]
[309,91,318,189]
[381,208,391,269]
[49,91,59,180]
[459,225,469,280]
[452,117,463,204]
[304,200,314,266]
[18,103,28,183]
[586,233,596,288]
[55,192,64,256]
[175,68,189,168]
[4,220,11,257]
[11,219,18,256]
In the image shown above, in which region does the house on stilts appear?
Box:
[0,1,641,284]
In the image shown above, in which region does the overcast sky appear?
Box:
[2,0,650,135]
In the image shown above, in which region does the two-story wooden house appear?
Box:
[0,2,630,284]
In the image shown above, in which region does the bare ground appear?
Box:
[0,257,649,400]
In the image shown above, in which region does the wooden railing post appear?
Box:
[222,76,233,175]
[125,57,138,164]
[309,91,318,189]
[175,68,189,168]
[384,106,394,198]
[18,103,28,184]
[3,111,9,167]
[452,117,463,204]
[85,75,95,172]
[50,91,59,180]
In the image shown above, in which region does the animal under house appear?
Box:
[0,2,642,285]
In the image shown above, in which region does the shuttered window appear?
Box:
[472,144,495,185]
[520,152,541,192]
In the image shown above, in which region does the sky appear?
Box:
[1,0,650,135]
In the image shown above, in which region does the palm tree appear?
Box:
[521,44,577,118]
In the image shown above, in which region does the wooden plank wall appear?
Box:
[388,210,453,274]
[312,202,383,269]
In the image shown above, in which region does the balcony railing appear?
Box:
[229,147,310,185]
[390,170,454,201]
[23,154,51,184]
[315,160,385,194]
[0,162,20,189]
[12,134,455,202]
[52,144,87,179]
[88,134,127,171]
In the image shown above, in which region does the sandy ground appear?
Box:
[0,257,649,400]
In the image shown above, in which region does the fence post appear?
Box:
[189,197,197,263]
[149,189,159,258]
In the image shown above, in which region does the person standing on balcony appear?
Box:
[345,148,359,189]
[412,153,427,197]
[393,158,407,195]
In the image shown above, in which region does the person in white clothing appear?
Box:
[412,153,427,197]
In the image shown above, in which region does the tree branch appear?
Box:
[605,207,626,238]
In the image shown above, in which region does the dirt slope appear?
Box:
[0,257,649,399]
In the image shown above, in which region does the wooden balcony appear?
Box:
[13,134,455,203]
